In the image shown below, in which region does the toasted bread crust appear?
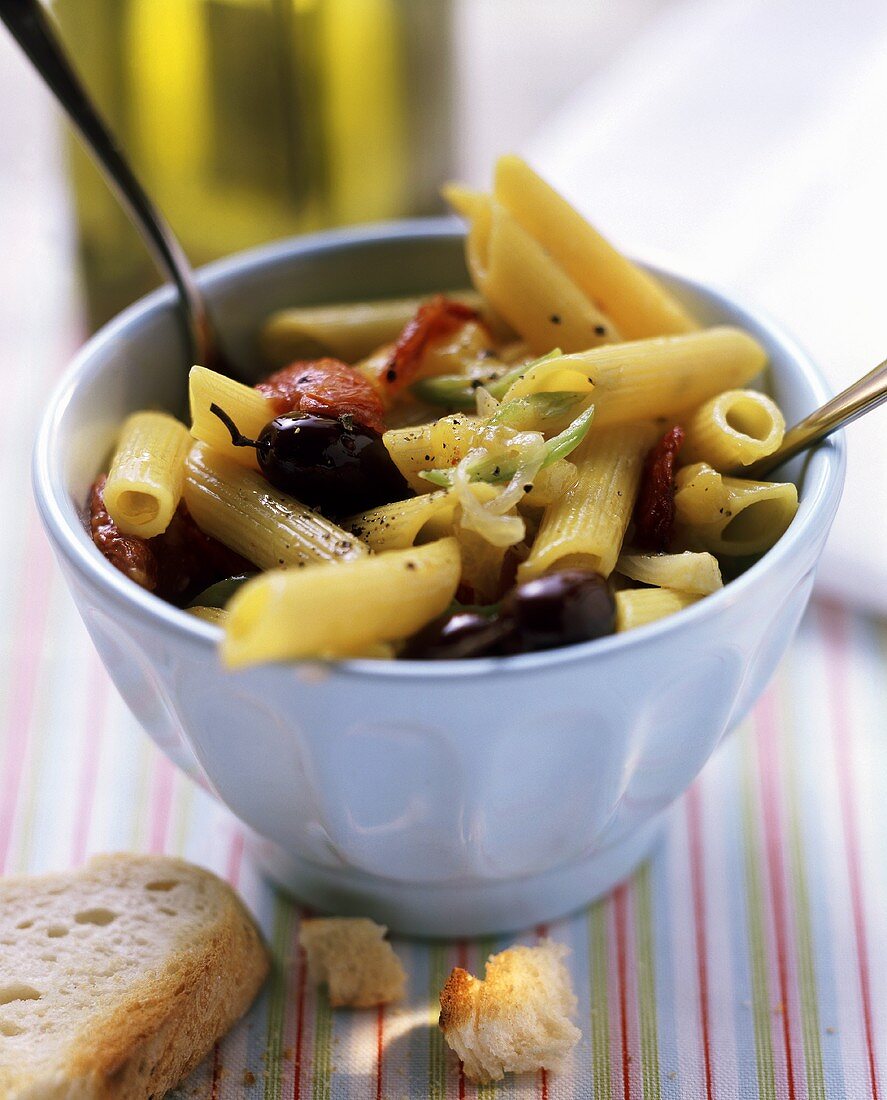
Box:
[0,854,269,1099]
[438,967,475,1030]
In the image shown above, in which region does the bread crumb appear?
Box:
[439,940,580,1083]
[299,917,406,1007]
[243,1070,256,1086]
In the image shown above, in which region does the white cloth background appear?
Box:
[523,0,887,610]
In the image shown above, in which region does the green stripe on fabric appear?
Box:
[779,665,826,1100]
[169,773,194,857]
[264,895,296,1100]
[741,726,777,1100]
[428,943,449,1100]
[634,863,662,1100]
[588,900,612,1100]
[311,986,332,1100]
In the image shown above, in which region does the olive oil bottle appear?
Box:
[52,0,454,327]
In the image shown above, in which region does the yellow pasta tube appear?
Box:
[681,389,785,470]
[189,366,274,471]
[103,411,192,538]
[383,415,481,488]
[616,551,723,595]
[344,490,459,551]
[615,589,702,632]
[519,460,579,508]
[183,442,368,570]
[534,328,767,427]
[520,423,657,580]
[260,291,499,368]
[673,463,729,526]
[451,193,620,354]
[493,155,698,339]
[221,538,461,666]
[699,477,798,556]
[456,527,509,603]
[674,468,798,556]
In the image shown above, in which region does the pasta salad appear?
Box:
[87,156,797,666]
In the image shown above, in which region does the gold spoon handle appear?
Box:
[736,356,887,480]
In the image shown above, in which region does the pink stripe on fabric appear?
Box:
[147,754,176,855]
[822,602,881,1100]
[0,518,54,873]
[614,884,634,1100]
[756,688,802,1100]
[686,785,715,1100]
[70,654,110,866]
[226,828,245,888]
[376,1003,386,1100]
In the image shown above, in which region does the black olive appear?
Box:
[403,611,515,660]
[501,570,615,652]
[210,405,412,516]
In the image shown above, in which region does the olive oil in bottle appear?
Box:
[52,0,454,327]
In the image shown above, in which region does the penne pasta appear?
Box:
[518,460,579,508]
[451,193,621,354]
[530,328,768,427]
[221,538,461,666]
[344,490,459,551]
[493,155,698,339]
[615,588,702,632]
[183,442,369,570]
[456,527,510,603]
[383,415,481,488]
[673,462,729,526]
[260,291,496,367]
[680,389,785,470]
[675,468,798,556]
[103,411,192,538]
[616,551,723,595]
[189,366,274,470]
[519,423,657,580]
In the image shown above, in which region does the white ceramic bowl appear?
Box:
[34,222,844,936]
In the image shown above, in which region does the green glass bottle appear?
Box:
[52,0,454,327]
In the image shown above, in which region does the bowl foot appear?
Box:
[246,816,666,938]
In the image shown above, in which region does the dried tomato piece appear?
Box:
[256,357,386,434]
[633,425,685,551]
[88,475,158,591]
[383,295,480,392]
[152,504,252,603]
[88,476,250,604]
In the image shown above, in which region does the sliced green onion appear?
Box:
[489,391,582,431]
[419,404,595,488]
[411,349,562,408]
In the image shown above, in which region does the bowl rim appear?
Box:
[33,218,846,680]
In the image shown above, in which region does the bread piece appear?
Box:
[0,854,269,1099]
[298,918,405,1007]
[438,940,581,1083]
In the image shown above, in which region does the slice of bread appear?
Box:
[439,939,581,1083]
[0,854,269,1099]
[298,918,405,1007]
